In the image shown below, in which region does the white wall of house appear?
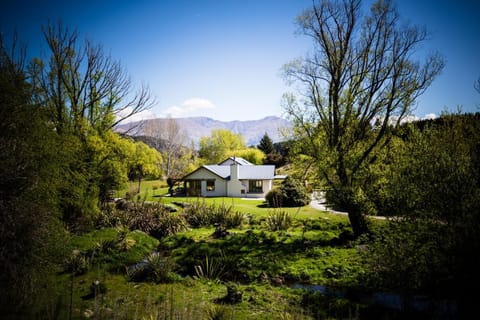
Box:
[210,179,227,197]
[263,179,272,195]
[184,168,226,197]
[227,164,245,197]
[183,163,274,198]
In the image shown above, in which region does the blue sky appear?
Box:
[1,0,479,121]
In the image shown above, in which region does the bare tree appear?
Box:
[143,118,191,186]
[283,0,444,236]
[31,22,155,135]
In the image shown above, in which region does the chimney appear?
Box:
[230,162,239,181]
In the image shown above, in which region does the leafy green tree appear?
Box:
[228,148,265,165]
[281,176,310,207]
[258,132,286,166]
[0,22,158,315]
[364,113,480,316]
[87,131,136,203]
[26,22,155,226]
[257,132,274,154]
[128,141,162,192]
[57,133,101,227]
[283,0,444,236]
[0,34,67,316]
[199,129,246,163]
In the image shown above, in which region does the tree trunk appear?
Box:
[137,177,142,194]
[347,205,370,238]
[340,184,370,238]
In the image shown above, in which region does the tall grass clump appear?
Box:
[98,201,188,239]
[266,210,292,231]
[194,255,226,282]
[204,304,233,320]
[127,252,176,283]
[183,201,245,228]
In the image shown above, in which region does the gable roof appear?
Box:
[218,157,253,166]
[182,157,275,181]
[237,165,274,179]
[182,164,275,180]
[203,165,231,179]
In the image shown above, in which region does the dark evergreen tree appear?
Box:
[257,132,274,154]
[281,176,310,207]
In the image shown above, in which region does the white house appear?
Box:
[181,157,279,198]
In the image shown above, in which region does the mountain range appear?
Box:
[115,116,292,146]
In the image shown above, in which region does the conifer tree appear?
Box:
[257,132,274,154]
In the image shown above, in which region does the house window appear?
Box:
[206,179,215,192]
[249,180,263,193]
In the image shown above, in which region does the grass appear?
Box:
[59,271,315,319]
[49,179,375,319]
[115,179,349,221]
[114,179,169,200]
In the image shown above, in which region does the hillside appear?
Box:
[115,116,291,146]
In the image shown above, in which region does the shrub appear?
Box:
[224,210,246,229]
[216,283,243,304]
[89,280,107,296]
[97,203,133,228]
[183,201,212,227]
[266,177,310,207]
[281,176,310,207]
[150,212,189,239]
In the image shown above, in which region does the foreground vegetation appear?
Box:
[2,1,479,319]
[33,193,461,319]
[45,199,384,319]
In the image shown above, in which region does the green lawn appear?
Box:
[115,179,348,222]
[114,179,169,200]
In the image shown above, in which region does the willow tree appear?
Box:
[283,0,444,236]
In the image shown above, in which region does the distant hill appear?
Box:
[115,116,292,146]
